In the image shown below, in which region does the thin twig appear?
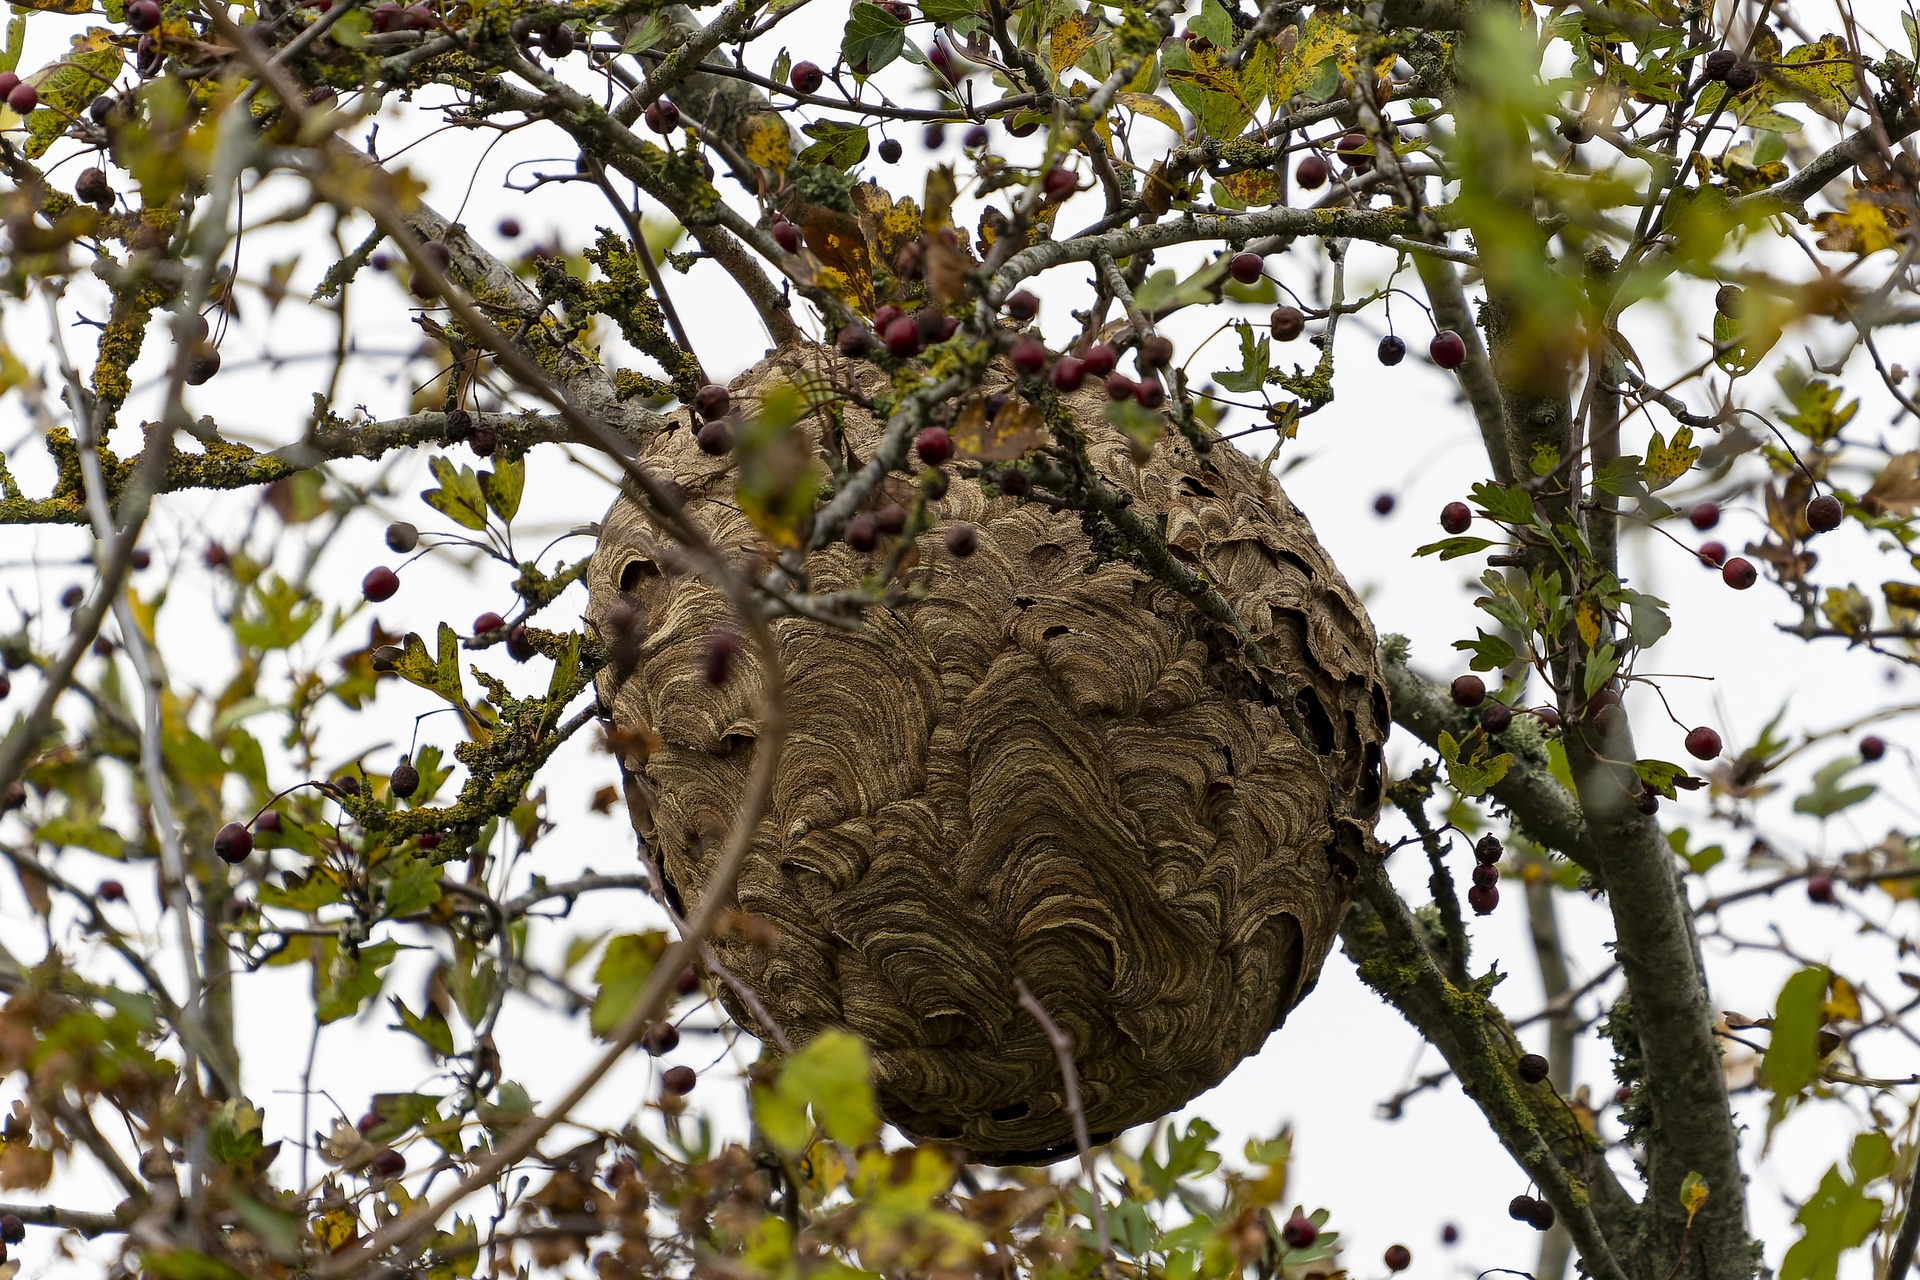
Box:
[1015,980,1112,1277]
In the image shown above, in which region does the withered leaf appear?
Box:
[952,395,1046,461]
[1862,451,1920,517]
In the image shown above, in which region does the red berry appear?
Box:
[695,419,732,455]
[1429,329,1466,369]
[1270,306,1305,341]
[662,1065,697,1095]
[1467,883,1498,914]
[1451,673,1486,707]
[1384,1245,1411,1272]
[371,1149,405,1178]
[701,630,740,685]
[1689,501,1720,530]
[1509,1195,1537,1222]
[1135,376,1165,409]
[1010,337,1048,375]
[873,304,903,331]
[772,220,802,253]
[1861,734,1887,761]
[1807,873,1835,904]
[1051,356,1086,391]
[693,383,730,420]
[915,426,954,465]
[1440,501,1472,534]
[8,82,39,113]
[643,1021,681,1055]
[1373,493,1395,516]
[1105,373,1136,401]
[1441,1224,1459,1246]
[847,513,879,551]
[256,811,282,834]
[1721,556,1757,589]
[1481,703,1512,735]
[1336,131,1369,165]
[644,98,680,133]
[362,566,399,602]
[1082,343,1117,377]
[127,0,160,28]
[875,504,908,535]
[390,759,420,799]
[1042,166,1076,199]
[497,217,521,238]
[1137,335,1173,369]
[1516,1053,1550,1084]
[943,523,979,557]
[1282,1215,1317,1250]
[1684,726,1721,760]
[1228,252,1263,284]
[99,879,125,902]
[214,822,253,864]
[507,625,535,662]
[1806,493,1842,532]
[836,324,871,358]
[878,138,902,163]
[1471,864,1498,887]
[1006,290,1039,322]
[0,74,17,99]
[1697,540,1727,567]
[885,316,921,357]
[1295,154,1330,189]
[790,60,824,93]
[473,611,506,636]
[0,672,9,700]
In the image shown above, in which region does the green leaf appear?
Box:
[1620,589,1671,650]
[919,0,978,20]
[753,1028,880,1156]
[1582,644,1620,700]
[1470,480,1535,525]
[206,1099,265,1170]
[232,576,323,651]
[395,624,466,709]
[1593,454,1645,497]
[1131,267,1216,316]
[1453,630,1517,672]
[479,456,523,522]
[590,932,666,1037]
[1643,425,1700,491]
[381,854,443,917]
[21,29,122,160]
[390,997,456,1057]
[1794,756,1875,819]
[619,11,669,52]
[1415,536,1497,561]
[796,120,872,170]
[315,939,401,1024]
[1760,966,1831,1132]
[841,2,905,76]
[422,456,489,531]
[1437,729,1512,798]
[1213,321,1270,393]
[1779,1138,1888,1280]
[1632,758,1700,799]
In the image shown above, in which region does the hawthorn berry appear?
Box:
[1384,1246,1411,1273]
[386,522,419,553]
[662,1065,698,1096]
[915,426,954,465]
[674,967,702,995]
[836,324,872,358]
[790,60,824,93]
[1228,252,1263,284]
[1377,335,1406,366]
[1051,356,1086,392]
[1082,343,1117,377]
[214,822,254,864]
[99,880,125,902]
[1467,883,1498,914]
[498,217,521,238]
[507,625,535,662]
[1807,873,1835,904]
[1697,540,1727,568]
[131,548,151,571]
[1006,290,1040,322]
[472,611,505,637]
[256,811,282,834]
[1335,131,1368,164]
[1430,329,1466,369]
[1806,493,1843,532]
[944,523,979,557]
[1005,115,1037,137]
[1725,60,1758,92]
[997,468,1029,496]
[1441,1224,1460,1246]
[1373,493,1395,516]
[184,343,221,385]
[875,504,909,536]
[1136,376,1166,409]
[362,566,400,602]
[60,585,83,610]
[1010,337,1048,375]
[127,0,161,28]
[445,407,474,441]
[922,468,950,500]
[1471,864,1498,887]
[1684,726,1722,760]
[1042,166,1077,199]
[0,672,8,700]
[644,98,680,133]
[1105,373,1136,401]
[1138,335,1174,369]
[371,1150,406,1178]
[470,425,498,457]
[390,758,420,799]
[1721,556,1757,589]
[1295,153,1330,189]
[878,137,903,163]
[1271,306,1305,341]
[643,1021,681,1054]
[924,121,946,148]
[1635,786,1660,815]
[1450,673,1486,707]
[1689,501,1720,530]
[1509,1195,1538,1222]
[1441,502,1472,534]
[701,630,740,685]
[539,22,575,55]
[964,123,990,149]
[1702,49,1737,81]
[1475,834,1503,865]
[1516,1053,1550,1084]
[75,166,112,205]
[1481,702,1513,735]
[772,219,802,253]
[1282,1214,1317,1250]
[1861,734,1887,761]
[885,315,922,357]
[847,513,879,551]
[694,383,730,421]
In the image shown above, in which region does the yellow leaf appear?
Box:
[1812,198,1901,255]
[313,1205,359,1250]
[739,111,791,171]
[952,396,1046,461]
[923,165,957,231]
[1114,92,1184,133]
[1047,11,1101,77]
[1219,168,1279,206]
[1575,600,1602,650]
[1679,1171,1709,1224]
[1820,585,1872,637]
[1644,425,1699,491]
[1271,17,1350,101]
[1824,974,1861,1022]
[1882,581,1920,613]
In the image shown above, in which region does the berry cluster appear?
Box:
[1468,835,1502,915]
[1509,1194,1557,1231]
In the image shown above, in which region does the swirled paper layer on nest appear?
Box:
[587,344,1387,1163]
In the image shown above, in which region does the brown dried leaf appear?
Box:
[952,396,1046,460]
[1862,451,1920,517]
[924,229,968,306]
[796,205,875,315]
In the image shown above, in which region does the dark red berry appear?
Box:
[885,316,921,357]
[847,513,879,551]
[836,324,872,358]
[1806,494,1842,532]
[1525,1200,1556,1231]
[1722,556,1757,589]
[335,775,361,796]
[693,383,730,421]
[1689,501,1720,530]
[539,22,574,54]
[362,566,399,602]
[1516,1053,1550,1084]
[1635,786,1660,815]
[507,625,535,662]
[1807,873,1835,904]
[1861,735,1887,761]
[1378,334,1406,366]
[184,343,221,385]
[1137,335,1173,369]
[662,1065,697,1096]
[214,822,253,864]
[1373,493,1395,516]
[1042,166,1076,199]
[444,408,474,441]
[1471,863,1498,887]
[468,611,504,637]
[1430,329,1466,369]
[1441,501,1472,534]
[0,673,8,700]
[1468,883,1498,914]
[878,137,902,163]
[1105,373,1136,402]
[1702,49,1737,81]
[76,166,112,204]
[643,1021,681,1055]
[1228,252,1263,284]
[1051,356,1086,392]
[695,419,733,455]
[390,759,420,799]
[1685,726,1721,760]
[1004,115,1037,137]
[873,304,903,331]
[1441,1224,1459,1246]
[1082,343,1117,377]
[98,880,125,902]
[964,123,990,149]
[924,122,947,148]
[1481,703,1513,735]
[674,966,702,995]
[60,585,83,609]
[1698,540,1727,567]
[997,469,1029,496]
[701,630,740,685]
[644,98,680,133]
[127,0,160,28]
[1509,1195,1537,1222]
[875,504,908,536]
[1450,674,1486,707]
[1135,376,1165,409]
[1010,337,1048,375]
[943,523,979,557]
[1295,153,1330,189]
[416,831,442,849]
[1270,306,1305,341]
[1282,1215,1317,1250]
[1384,1245,1411,1272]
[915,426,954,465]
[371,1149,405,1178]
[1476,834,1504,867]
[497,217,521,239]
[772,220,802,253]
[386,521,419,553]
[256,811,281,834]
[1725,60,1758,92]
[131,548,151,570]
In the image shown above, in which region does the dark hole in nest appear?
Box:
[989,1100,1031,1122]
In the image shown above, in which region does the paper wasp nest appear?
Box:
[587,344,1387,1163]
